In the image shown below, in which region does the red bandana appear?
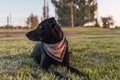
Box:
[43,36,66,62]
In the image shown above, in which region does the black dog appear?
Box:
[26,17,86,79]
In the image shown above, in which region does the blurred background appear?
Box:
[0,0,120,29]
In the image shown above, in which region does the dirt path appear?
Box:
[0,31,27,38]
[0,30,78,38]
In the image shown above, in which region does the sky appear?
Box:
[98,0,120,26]
[0,0,120,26]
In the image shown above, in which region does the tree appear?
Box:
[101,16,114,28]
[51,0,97,27]
[26,14,39,28]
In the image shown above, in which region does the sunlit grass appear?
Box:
[0,27,120,80]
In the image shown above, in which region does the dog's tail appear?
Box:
[67,65,88,78]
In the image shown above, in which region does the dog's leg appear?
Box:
[31,42,42,64]
[39,52,51,69]
[31,42,42,58]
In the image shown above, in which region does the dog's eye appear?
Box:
[39,26,43,29]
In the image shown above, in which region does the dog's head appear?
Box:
[26,17,63,43]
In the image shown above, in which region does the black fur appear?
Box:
[26,17,87,79]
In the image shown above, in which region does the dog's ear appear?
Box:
[49,17,56,24]
[38,17,56,27]
[48,17,57,28]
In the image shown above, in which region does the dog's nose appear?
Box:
[26,32,31,38]
[26,32,29,37]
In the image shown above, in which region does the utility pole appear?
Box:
[43,0,46,20]
[28,17,32,29]
[70,2,74,27]
[68,2,74,27]
[43,0,49,20]
[47,0,49,18]
[9,13,12,26]
[7,16,9,26]
[96,0,98,25]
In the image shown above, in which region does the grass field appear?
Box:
[0,27,120,80]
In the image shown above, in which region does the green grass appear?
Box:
[0,27,120,80]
